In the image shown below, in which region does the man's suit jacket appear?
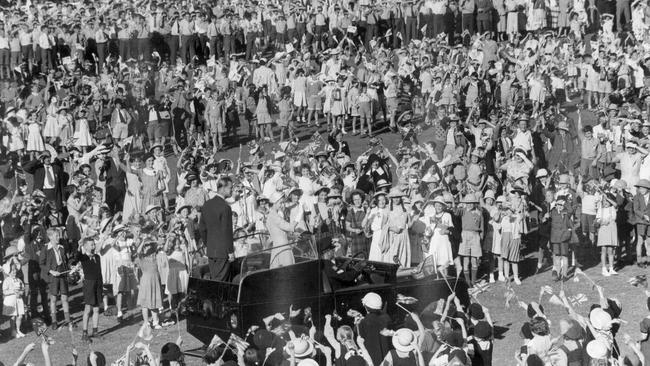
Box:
[39,243,68,283]
[199,195,233,259]
[633,193,650,225]
[23,159,67,209]
[98,157,126,191]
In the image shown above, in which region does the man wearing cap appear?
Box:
[199,176,235,281]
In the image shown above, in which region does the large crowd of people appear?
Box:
[2,0,650,364]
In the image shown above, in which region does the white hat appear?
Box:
[392,328,416,353]
[589,308,612,331]
[535,169,549,179]
[361,292,382,310]
[285,338,314,358]
[297,359,319,366]
[586,339,609,359]
[484,190,495,201]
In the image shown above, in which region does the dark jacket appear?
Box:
[199,195,234,259]
[39,243,68,283]
[632,193,650,226]
[549,207,572,244]
[23,159,67,210]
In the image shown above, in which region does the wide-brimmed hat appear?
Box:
[535,169,549,179]
[636,179,650,189]
[314,186,330,196]
[3,246,21,260]
[387,188,405,199]
[376,179,391,189]
[176,204,192,213]
[586,339,609,359]
[145,204,161,214]
[462,193,478,204]
[149,144,163,153]
[285,338,314,358]
[111,224,127,234]
[392,328,416,353]
[431,196,446,206]
[373,191,388,199]
[557,121,570,131]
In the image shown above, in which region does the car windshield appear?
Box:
[237,233,319,277]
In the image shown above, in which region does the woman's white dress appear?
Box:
[426,212,454,267]
[122,171,143,223]
[2,277,25,316]
[26,122,45,152]
[4,123,24,152]
[74,118,93,147]
[166,248,189,295]
[43,106,59,138]
[368,207,388,262]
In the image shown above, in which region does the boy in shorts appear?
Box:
[79,237,102,342]
[550,198,573,281]
[459,193,483,287]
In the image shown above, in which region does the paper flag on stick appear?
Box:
[628,275,648,288]
[548,294,564,307]
[396,294,419,304]
[505,288,516,308]
[569,293,588,307]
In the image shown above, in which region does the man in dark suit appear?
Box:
[97,148,126,214]
[23,151,67,216]
[199,176,234,281]
[40,227,72,329]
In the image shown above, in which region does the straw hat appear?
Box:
[391,328,416,353]
[462,193,479,204]
[535,169,549,179]
[387,188,405,199]
[635,179,650,189]
[145,204,161,215]
[557,121,570,131]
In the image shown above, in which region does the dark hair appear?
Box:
[217,176,233,190]
[88,351,106,366]
[530,317,550,336]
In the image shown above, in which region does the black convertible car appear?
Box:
[185,240,470,345]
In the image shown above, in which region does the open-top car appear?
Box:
[185,237,470,346]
